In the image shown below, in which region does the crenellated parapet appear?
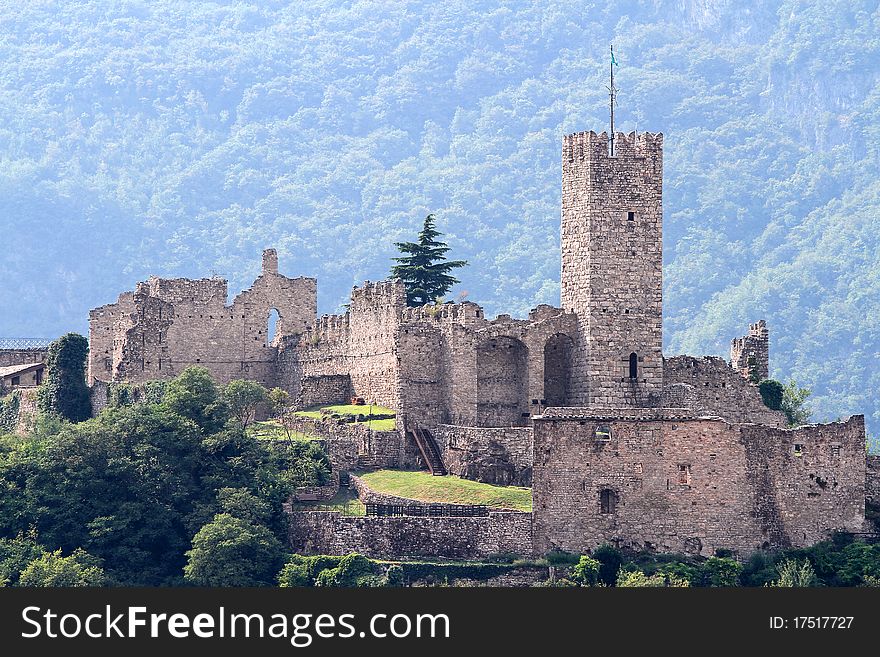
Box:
[730,319,769,382]
[562,130,663,162]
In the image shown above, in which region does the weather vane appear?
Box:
[606,44,619,155]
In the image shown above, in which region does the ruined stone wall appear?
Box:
[345,280,405,409]
[663,356,787,427]
[867,455,880,508]
[0,349,47,367]
[532,409,865,557]
[397,322,449,427]
[433,425,533,486]
[560,131,664,408]
[299,374,352,408]
[288,510,533,559]
[740,417,867,547]
[89,250,316,388]
[731,320,769,382]
[278,280,405,411]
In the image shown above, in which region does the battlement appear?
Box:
[402,301,485,324]
[562,130,662,162]
[350,279,405,308]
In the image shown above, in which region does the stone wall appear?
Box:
[731,320,769,382]
[663,355,787,427]
[285,415,401,471]
[288,510,533,559]
[88,249,316,388]
[0,349,47,367]
[433,425,533,486]
[532,408,866,557]
[298,374,352,408]
[560,131,664,408]
[13,388,39,436]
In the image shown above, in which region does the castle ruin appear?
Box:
[89,129,873,560]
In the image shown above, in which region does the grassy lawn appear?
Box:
[358,470,532,512]
[293,404,396,431]
[248,420,320,442]
[291,488,365,516]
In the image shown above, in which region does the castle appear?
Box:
[87,129,876,559]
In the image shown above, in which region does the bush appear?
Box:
[571,555,601,587]
[699,556,742,587]
[593,544,623,586]
[758,379,784,411]
[616,569,689,587]
[545,549,579,565]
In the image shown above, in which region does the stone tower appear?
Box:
[730,320,769,382]
[560,130,664,407]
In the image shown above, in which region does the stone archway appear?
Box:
[476,336,528,427]
[544,333,574,407]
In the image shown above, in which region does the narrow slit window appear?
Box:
[600,489,618,514]
[629,352,638,379]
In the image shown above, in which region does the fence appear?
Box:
[365,503,489,517]
[0,338,52,350]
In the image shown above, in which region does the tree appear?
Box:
[0,534,45,587]
[18,549,105,587]
[390,214,467,306]
[700,556,742,587]
[183,513,284,586]
[771,559,817,587]
[163,367,229,432]
[571,555,600,586]
[37,333,91,423]
[222,379,268,428]
[758,379,784,411]
[781,380,813,427]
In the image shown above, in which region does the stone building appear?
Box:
[88,128,873,559]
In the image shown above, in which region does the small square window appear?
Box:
[793,444,804,457]
[678,464,691,485]
[627,211,635,221]
[595,425,612,441]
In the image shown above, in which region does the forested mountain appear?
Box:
[1,1,878,435]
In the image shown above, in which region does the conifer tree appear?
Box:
[390,214,467,306]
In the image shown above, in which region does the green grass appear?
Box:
[291,488,365,516]
[248,420,320,442]
[358,470,532,512]
[293,404,396,431]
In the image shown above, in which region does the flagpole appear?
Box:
[610,44,615,156]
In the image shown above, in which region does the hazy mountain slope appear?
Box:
[0,0,878,434]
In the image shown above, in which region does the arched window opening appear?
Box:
[629,352,638,379]
[267,308,281,345]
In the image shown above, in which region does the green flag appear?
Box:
[611,50,618,66]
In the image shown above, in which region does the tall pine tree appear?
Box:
[390,214,467,306]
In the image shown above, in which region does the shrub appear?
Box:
[571,555,601,587]
[616,569,689,587]
[593,544,623,586]
[18,549,105,587]
[758,379,784,411]
[700,556,742,587]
